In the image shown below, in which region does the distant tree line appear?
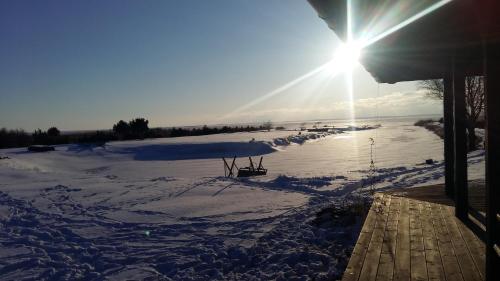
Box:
[0,127,116,149]
[0,118,273,149]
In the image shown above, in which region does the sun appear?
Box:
[331,41,362,73]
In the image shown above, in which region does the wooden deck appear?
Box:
[342,184,485,281]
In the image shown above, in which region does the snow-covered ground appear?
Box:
[0,117,485,280]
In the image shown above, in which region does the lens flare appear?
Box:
[362,0,452,47]
[215,0,452,124]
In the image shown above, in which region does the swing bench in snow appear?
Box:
[222,156,267,178]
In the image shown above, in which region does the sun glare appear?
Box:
[331,42,361,73]
[216,0,452,123]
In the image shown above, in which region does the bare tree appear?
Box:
[419,79,444,100]
[418,76,484,151]
[262,121,273,131]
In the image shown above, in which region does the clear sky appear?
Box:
[0,0,441,131]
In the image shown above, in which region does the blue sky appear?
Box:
[0,0,441,131]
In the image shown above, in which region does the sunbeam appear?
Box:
[285,68,336,114]
[345,0,359,159]
[300,71,336,111]
[346,0,356,126]
[216,62,331,122]
[216,0,452,124]
[362,0,452,47]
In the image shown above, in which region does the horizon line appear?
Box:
[3,113,442,133]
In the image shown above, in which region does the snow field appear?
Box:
[0,118,485,280]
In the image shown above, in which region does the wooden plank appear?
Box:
[394,198,411,281]
[444,206,485,280]
[342,195,384,281]
[358,196,392,281]
[409,200,428,281]
[421,202,446,281]
[376,197,401,281]
[439,205,483,281]
[430,202,464,281]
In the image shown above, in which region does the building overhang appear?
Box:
[308,0,500,83]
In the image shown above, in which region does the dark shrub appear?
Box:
[47,127,60,137]
[129,118,149,139]
[0,128,32,148]
[113,120,130,138]
[262,121,273,131]
[32,129,49,145]
[414,119,434,127]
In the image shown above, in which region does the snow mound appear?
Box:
[272,132,334,146]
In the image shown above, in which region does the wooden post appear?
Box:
[443,74,455,198]
[485,43,500,281]
[452,65,468,219]
[223,158,228,177]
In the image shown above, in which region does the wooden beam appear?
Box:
[444,74,455,198]
[485,42,500,281]
[452,65,468,219]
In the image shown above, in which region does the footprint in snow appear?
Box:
[150,176,175,182]
[84,166,110,174]
[43,185,81,192]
